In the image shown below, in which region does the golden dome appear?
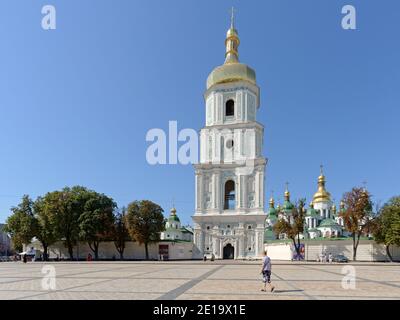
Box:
[206,11,257,90]
[170,207,177,215]
[207,63,256,90]
[269,197,275,207]
[312,167,331,203]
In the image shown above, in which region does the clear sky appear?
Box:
[0,0,399,224]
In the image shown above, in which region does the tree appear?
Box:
[112,207,130,260]
[33,196,58,261]
[78,191,116,260]
[125,200,165,260]
[4,195,36,252]
[340,187,374,261]
[273,199,306,259]
[44,186,90,260]
[373,196,400,262]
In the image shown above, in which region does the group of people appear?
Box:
[318,252,333,263]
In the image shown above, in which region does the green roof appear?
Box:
[266,207,277,218]
[282,200,294,212]
[168,215,180,222]
[318,218,340,228]
[306,208,318,217]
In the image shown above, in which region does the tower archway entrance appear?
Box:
[223,243,234,259]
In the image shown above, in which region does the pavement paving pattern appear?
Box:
[0,260,399,300]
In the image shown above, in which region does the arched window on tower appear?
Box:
[224,180,235,210]
[225,99,234,117]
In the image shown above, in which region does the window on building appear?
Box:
[225,99,234,117]
[224,180,235,210]
[207,226,210,230]
[248,226,252,230]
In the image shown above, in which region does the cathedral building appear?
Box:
[192,14,266,259]
[160,207,193,242]
[265,169,346,240]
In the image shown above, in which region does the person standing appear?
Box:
[260,251,275,292]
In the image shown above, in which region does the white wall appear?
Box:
[265,242,293,260]
[27,241,194,260]
[265,240,400,261]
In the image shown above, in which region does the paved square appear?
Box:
[0,261,399,300]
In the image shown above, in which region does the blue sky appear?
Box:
[0,0,399,224]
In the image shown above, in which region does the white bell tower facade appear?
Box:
[192,13,267,260]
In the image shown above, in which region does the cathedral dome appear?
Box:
[312,168,331,203]
[168,207,180,222]
[206,16,257,90]
[266,197,277,219]
[282,186,294,212]
[306,202,318,217]
[207,63,256,90]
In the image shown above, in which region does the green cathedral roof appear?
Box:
[168,215,180,222]
[282,200,294,212]
[306,207,318,217]
[266,207,277,218]
[318,218,340,228]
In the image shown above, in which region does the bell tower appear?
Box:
[192,10,267,260]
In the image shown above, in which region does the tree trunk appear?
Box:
[42,244,48,262]
[67,241,74,260]
[88,242,99,260]
[118,249,124,260]
[352,234,357,261]
[144,242,149,260]
[94,242,99,260]
[114,242,125,261]
[292,238,300,259]
[386,245,393,262]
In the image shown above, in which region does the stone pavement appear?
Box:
[0,260,399,300]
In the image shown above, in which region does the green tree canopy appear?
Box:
[78,191,116,260]
[32,196,58,260]
[42,186,92,260]
[373,196,400,262]
[340,187,374,261]
[112,207,130,260]
[5,195,36,252]
[273,199,306,259]
[125,200,165,260]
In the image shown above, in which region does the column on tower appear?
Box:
[196,173,203,211]
[238,174,248,209]
[212,171,221,210]
[259,170,264,209]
